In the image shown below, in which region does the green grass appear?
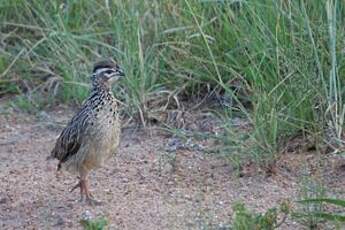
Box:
[231,201,291,230]
[296,198,345,227]
[1,0,345,164]
[228,197,345,229]
[80,216,108,230]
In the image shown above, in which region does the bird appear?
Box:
[50,59,125,205]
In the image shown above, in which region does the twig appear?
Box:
[0,49,25,78]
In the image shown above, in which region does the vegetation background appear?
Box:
[0,0,344,229]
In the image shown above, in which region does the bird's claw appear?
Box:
[86,197,103,206]
[70,181,81,193]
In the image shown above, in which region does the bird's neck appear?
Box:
[91,81,111,93]
[90,83,115,104]
[88,81,117,109]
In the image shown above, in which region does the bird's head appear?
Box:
[91,59,125,88]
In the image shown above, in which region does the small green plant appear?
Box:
[294,198,345,230]
[231,201,290,230]
[80,217,108,230]
[295,175,326,229]
[9,95,37,113]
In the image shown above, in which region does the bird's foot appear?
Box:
[70,180,81,193]
[70,178,102,205]
[86,196,103,206]
[79,195,85,203]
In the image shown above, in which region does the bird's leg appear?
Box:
[83,179,93,198]
[70,177,85,202]
[82,177,103,206]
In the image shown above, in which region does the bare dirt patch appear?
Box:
[0,105,343,229]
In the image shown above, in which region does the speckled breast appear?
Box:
[82,100,121,169]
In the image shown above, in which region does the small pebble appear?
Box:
[81,210,93,221]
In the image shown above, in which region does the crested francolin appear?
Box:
[51,59,124,205]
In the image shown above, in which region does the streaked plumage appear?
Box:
[51,59,124,205]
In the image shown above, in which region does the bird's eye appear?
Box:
[104,70,114,75]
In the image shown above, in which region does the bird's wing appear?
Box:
[51,106,90,167]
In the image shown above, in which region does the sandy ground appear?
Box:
[0,105,344,230]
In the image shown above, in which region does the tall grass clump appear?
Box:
[1,0,344,163]
[194,0,345,164]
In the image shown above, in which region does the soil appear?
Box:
[0,104,344,230]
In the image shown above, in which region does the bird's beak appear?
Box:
[114,67,125,77]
